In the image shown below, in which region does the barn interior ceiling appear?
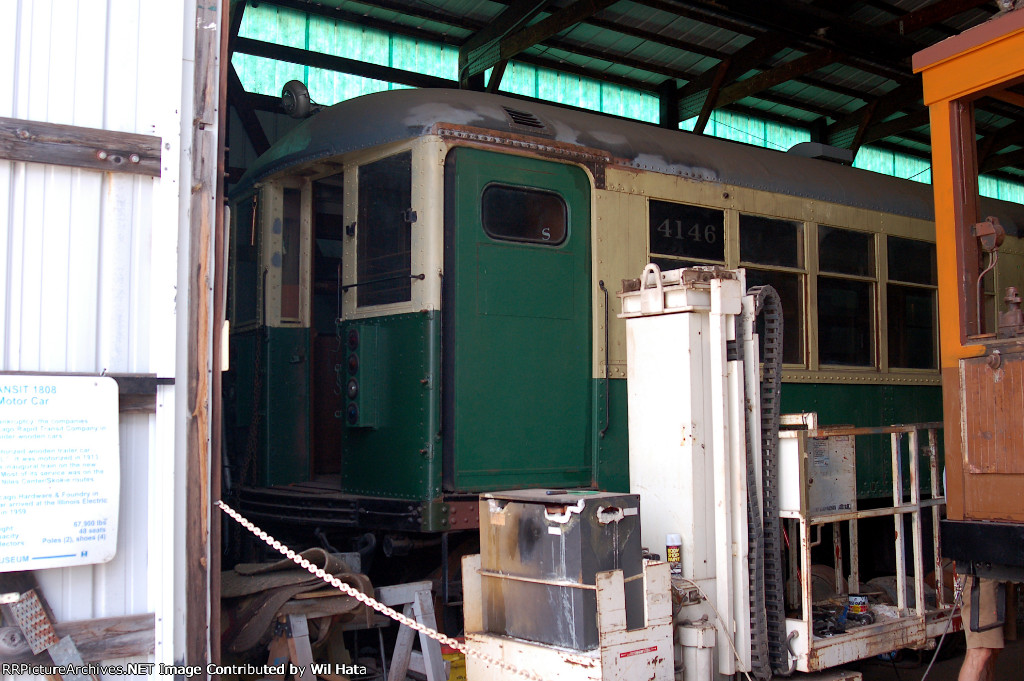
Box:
[225,0,1024,181]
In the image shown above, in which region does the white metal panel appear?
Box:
[2,0,203,676]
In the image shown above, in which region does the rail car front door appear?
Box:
[443,148,592,492]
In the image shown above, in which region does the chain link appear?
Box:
[218,500,561,681]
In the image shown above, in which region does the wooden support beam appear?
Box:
[0,615,156,664]
[693,61,731,134]
[827,81,923,147]
[678,33,788,120]
[714,49,838,111]
[227,0,246,54]
[978,124,1024,165]
[658,79,680,129]
[228,65,270,156]
[260,0,466,48]
[588,15,726,60]
[187,0,220,667]
[986,89,1024,109]
[486,60,509,93]
[849,99,880,154]
[460,0,549,88]
[461,0,619,84]
[660,0,913,64]
[861,108,931,145]
[887,0,992,36]
[233,37,457,90]
[0,117,161,177]
[980,147,1024,174]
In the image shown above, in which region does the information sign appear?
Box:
[0,375,120,571]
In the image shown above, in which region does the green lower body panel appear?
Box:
[780,382,943,498]
[594,378,629,493]
[228,327,311,488]
[592,379,941,500]
[339,311,442,500]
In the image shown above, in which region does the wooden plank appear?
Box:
[228,65,270,156]
[266,633,290,679]
[462,555,483,633]
[412,590,446,681]
[386,604,416,681]
[286,615,315,681]
[0,613,155,663]
[376,581,433,607]
[0,117,161,177]
[185,0,221,669]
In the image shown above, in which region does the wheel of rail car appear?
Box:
[281,79,311,119]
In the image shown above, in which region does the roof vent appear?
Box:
[787,141,854,165]
[503,106,552,136]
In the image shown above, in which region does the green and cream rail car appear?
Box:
[226,88,1024,536]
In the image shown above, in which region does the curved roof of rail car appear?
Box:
[234,88,1024,234]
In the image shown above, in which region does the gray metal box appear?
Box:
[780,431,857,518]
[479,489,643,650]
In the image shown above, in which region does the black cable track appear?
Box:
[749,285,790,675]
[736,311,771,681]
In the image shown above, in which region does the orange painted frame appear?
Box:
[913,11,1024,522]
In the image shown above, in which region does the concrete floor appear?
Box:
[843,636,1023,681]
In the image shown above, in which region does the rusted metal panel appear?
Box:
[961,352,1024,474]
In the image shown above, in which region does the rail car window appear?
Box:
[745,270,804,365]
[818,226,874,366]
[281,188,302,320]
[819,226,874,277]
[481,185,567,244]
[313,175,345,330]
[233,194,259,326]
[357,152,412,307]
[887,236,937,370]
[740,215,803,269]
[887,236,936,285]
[649,201,725,263]
[740,214,805,364]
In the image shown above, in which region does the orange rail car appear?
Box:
[914,9,1024,581]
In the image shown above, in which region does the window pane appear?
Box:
[358,152,412,307]
[233,195,259,325]
[745,268,804,365]
[281,188,302,319]
[740,214,803,268]
[819,226,874,276]
[649,200,724,261]
[482,185,567,244]
[887,236,936,285]
[314,175,345,287]
[818,277,873,366]
[887,284,936,369]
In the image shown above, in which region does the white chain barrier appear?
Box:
[217,500,551,681]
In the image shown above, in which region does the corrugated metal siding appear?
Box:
[2,0,196,675]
